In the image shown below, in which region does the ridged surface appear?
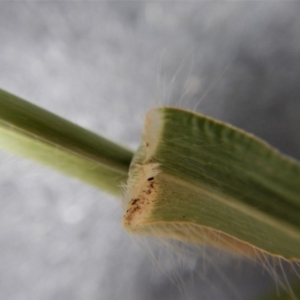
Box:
[125,107,300,260]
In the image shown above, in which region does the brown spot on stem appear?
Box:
[131,198,139,205]
[123,162,160,229]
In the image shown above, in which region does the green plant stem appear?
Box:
[0,89,133,196]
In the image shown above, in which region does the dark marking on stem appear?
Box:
[131,198,139,205]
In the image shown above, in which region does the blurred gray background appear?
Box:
[0,2,300,300]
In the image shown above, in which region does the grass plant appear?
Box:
[1,88,299,299]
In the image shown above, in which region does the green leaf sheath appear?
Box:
[123,107,300,260]
[0,89,133,196]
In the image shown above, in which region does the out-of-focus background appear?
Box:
[0,2,300,300]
